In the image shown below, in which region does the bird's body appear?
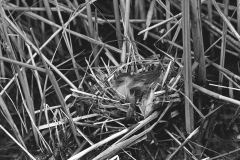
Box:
[113,64,162,121]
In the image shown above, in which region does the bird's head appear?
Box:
[113,73,134,101]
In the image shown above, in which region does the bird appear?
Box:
[113,63,163,122]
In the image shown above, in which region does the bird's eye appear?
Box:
[117,79,124,83]
[115,78,123,84]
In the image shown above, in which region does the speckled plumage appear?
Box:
[113,63,162,123]
[113,64,162,102]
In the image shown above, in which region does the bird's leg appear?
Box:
[125,101,136,123]
[125,91,136,123]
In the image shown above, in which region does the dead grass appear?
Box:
[1,0,240,160]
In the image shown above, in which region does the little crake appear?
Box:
[113,64,162,121]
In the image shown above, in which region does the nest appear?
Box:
[70,56,185,160]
